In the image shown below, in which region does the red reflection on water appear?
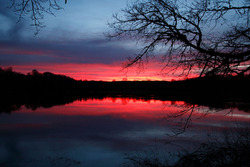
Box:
[18,97,250,124]
[18,97,186,120]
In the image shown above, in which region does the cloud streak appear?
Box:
[0,38,136,64]
[0,0,182,81]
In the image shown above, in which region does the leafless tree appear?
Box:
[10,0,68,35]
[108,0,250,77]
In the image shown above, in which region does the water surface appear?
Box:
[0,97,249,167]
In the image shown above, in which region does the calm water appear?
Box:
[0,97,249,167]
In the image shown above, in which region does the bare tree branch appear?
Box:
[108,0,250,77]
[10,0,67,35]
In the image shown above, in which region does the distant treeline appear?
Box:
[0,67,249,113]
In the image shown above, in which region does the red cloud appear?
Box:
[10,62,185,81]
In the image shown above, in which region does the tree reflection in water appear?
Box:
[0,96,249,167]
[124,127,250,167]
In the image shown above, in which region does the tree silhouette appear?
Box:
[108,0,250,77]
[10,0,68,35]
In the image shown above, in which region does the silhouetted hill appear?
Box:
[0,67,249,113]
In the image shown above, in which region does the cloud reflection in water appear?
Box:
[0,97,249,167]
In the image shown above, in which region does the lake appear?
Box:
[0,97,249,167]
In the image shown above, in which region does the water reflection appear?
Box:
[1,95,250,114]
[0,97,249,167]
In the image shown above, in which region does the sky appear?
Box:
[0,0,183,81]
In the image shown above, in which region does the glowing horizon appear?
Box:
[2,63,188,81]
[0,0,199,82]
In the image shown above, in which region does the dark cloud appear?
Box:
[0,38,136,66]
[0,1,138,67]
[0,1,13,16]
[0,1,25,40]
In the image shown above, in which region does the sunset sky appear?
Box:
[0,0,186,81]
